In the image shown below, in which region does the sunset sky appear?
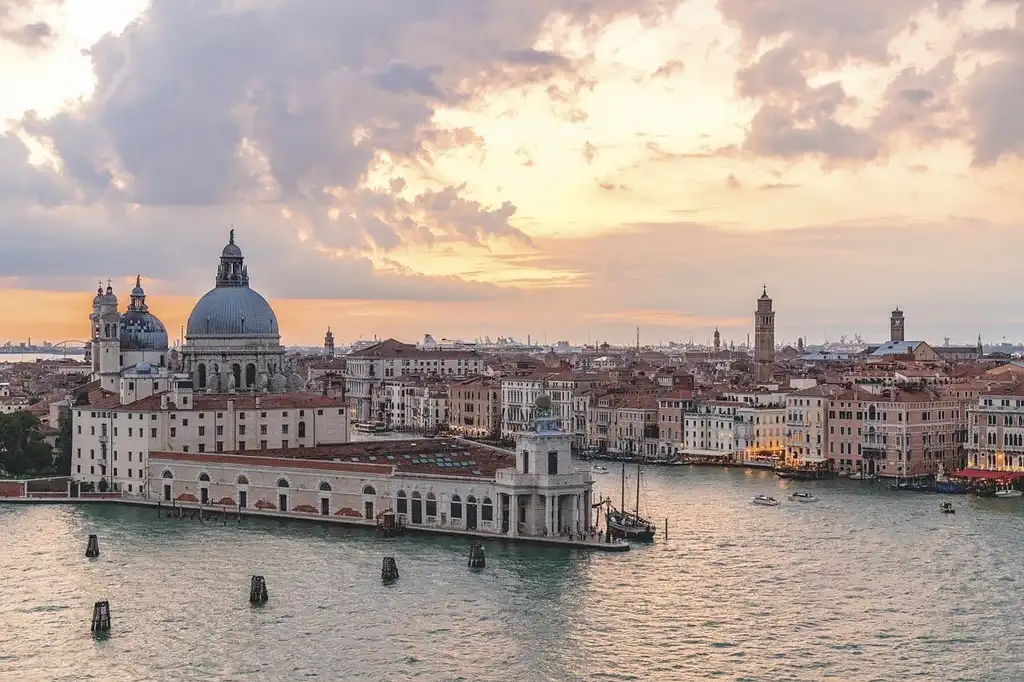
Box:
[1,0,1022,347]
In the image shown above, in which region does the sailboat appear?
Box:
[604,460,656,542]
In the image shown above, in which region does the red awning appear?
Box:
[950,468,1024,480]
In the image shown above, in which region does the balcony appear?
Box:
[494,468,590,489]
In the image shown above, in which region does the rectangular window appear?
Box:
[260,440,267,450]
[239,441,246,450]
[198,426,205,436]
[282,424,289,434]
[150,428,157,437]
[260,424,267,435]
[216,425,224,436]
[182,419,189,426]
[182,446,189,452]
[548,450,559,475]
[282,440,288,448]
[239,425,246,435]
[216,441,224,453]
[170,427,176,437]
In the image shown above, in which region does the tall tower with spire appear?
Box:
[325,327,335,358]
[754,286,775,383]
[90,281,122,391]
[713,328,721,352]
[890,307,905,342]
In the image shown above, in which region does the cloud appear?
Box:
[0,0,58,48]
[963,3,1024,165]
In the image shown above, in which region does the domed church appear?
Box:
[181,231,300,393]
[89,277,170,391]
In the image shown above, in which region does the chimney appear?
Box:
[160,394,169,410]
[255,395,261,409]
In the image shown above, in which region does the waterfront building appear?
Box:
[754,287,775,383]
[785,385,839,465]
[734,402,787,467]
[181,231,299,393]
[448,376,501,438]
[965,384,1024,471]
[826,387,968,477]
[148,397,595,538]
[657,390,695,460]
[500,373,601,437]
[345,339,481,422]
[583,393,659,459]
[72,377,349,493]
[683,401,740,460]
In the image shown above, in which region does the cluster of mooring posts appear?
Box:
[86,506,502,631]
[157,500,241,524]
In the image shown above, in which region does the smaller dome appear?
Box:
[121,309,169,351]
[222,242,242,258]
[535,394,552,410]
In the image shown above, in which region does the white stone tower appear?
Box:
[890,307,905,342]
[754,285,775,383]
[325,327,335,358]
[90,281,121,391]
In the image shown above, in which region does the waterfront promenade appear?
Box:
[0,491,630,552]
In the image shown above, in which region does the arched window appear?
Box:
[426,492,437,516]
[245,363,256,388]
[277,478,290,488]
[198,472,211,482]
[162,470,173,479]
[362,485,376,496]
[450,494,463,519]
[232,363,242,389]
[467,495,476,504]
[319,481,332,491]
[298,421,306,438]
[411,491,421,499]
[397,490,408,514]
[868,406,876,420]
[481,497,493,522]
[197,363,207,389]
[236,475,249,485]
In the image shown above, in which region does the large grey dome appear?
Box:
[120,276,168,351]
[187,286,279,337]
[121,310,169,350]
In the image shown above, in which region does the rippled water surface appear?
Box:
[2,465,1023,682]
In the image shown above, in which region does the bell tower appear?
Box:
[890,307,905,342]
[713,328,721,352]
[754,286,775,383]
[325,327,335,358]
[90,281,122,391]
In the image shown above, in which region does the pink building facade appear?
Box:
[827,388,969,477]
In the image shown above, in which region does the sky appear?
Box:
[0,0,1022,348]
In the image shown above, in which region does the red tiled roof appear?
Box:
[117,391,346,412]
[150,451,391,474]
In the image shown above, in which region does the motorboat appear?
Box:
[752,495,780,507]
[788,492,818,503]
[591,465,610,475]
[994,487,1023,498]
[939,502,955,514]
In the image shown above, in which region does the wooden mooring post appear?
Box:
[85,534,100,558]
[468,543,485,569]
[91,600,111,633]
[381,557,399,582]
[249,576,268,605]
[664,518,668,540]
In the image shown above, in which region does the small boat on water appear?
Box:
[939,502,955,514]
[994,487,1023,498]
[591,465,609,475]
[788,492,818,503]
[752,495,779,507]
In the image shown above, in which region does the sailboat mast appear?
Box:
[620,461,626,512]
[635,457,641,516]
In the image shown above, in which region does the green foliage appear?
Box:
[0,411,54,477]
[54,409,73,476]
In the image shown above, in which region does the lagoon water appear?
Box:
[2,465,1023,682]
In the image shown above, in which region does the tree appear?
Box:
[0,411,53,476]
[54,409,73,476]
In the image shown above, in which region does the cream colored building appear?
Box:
[73,374,348,495]
[786,385,839,465]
